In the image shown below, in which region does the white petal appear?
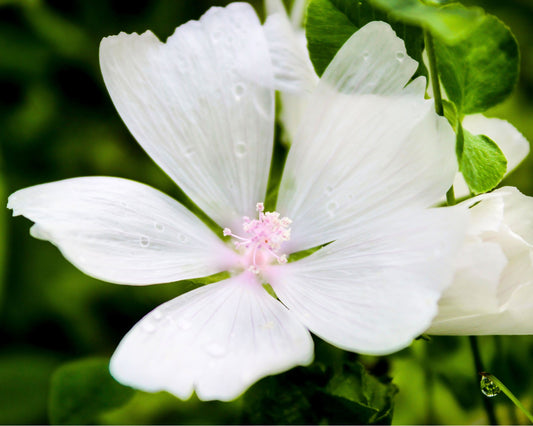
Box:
[429,187,533,335]
[264,1,318,93]
[8,177,236,285]
[321,21,420,95]
[278,89,456,252]
[265,206,467,355]
[453,115,530,198]
[100,3,274,229]
[110,273,313,401]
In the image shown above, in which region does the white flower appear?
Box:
[429,186,533,335]
[8,3,466,401]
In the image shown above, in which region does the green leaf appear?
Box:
[434,13,519,114]
[242,357,397,425]
[242,365,323,424]
[459,128,507,195]
[320,361,398,424]
[49,357,135,425]
[368,0,484,42]
[305,0,426,78]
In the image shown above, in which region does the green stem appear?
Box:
[424,30,444,116]
[469,337,498,425]
[446,185,456,206]
[483,373,533,424]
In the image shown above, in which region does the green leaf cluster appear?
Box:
[242,356,397,424]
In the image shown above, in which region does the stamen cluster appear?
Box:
[223,203,292,273]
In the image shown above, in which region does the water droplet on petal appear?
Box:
[142,320,156,333]
[325,185,334,195]
[178,233,189,244]
[326,200,339,217]
[140,236,150,248]
[211,30,222,43]
[154,222,164,232]
[362,50,369,60]
[233,83,246,100]
[234,141,247,158]
[396,51,406,61]
[480,376,501,397]
[184,146,195,157]
[206,342,227,358]
[177,318,191,330]
[152,309,163,320]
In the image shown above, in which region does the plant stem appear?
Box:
[469,336,498,425]
[446,185,455,206]
[425,29,455,206]
[482,373,533,424]
[424,30,444,116]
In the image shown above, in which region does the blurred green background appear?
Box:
[0,0,532,424]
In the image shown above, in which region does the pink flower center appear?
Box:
[223,202,291,274]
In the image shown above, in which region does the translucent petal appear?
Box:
[265,206,467,354]
[320,21,420,95]
[8,177,236,285]
[278,89,456,252]
[264,0,318,93]
[110,273,313,401]
[100,3,274,229]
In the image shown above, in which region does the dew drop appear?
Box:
[233,83,246,100]
[152,309,163,320]
[234,141,247,158]
[362,50,370,60]
[396,51,406,61]
[177,318,191,330]
[211,30,222,43]
[325,185,334,195]
[140,236,150,248]
[184,146,195,157]
[142,320,156,333]
[480,376,501,397]
[178,233,189,244]
[206,342,227,358]
[326,200,339,217]
[154,222,164,232]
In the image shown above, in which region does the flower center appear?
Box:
[223,202,292,274]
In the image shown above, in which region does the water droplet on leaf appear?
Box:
[480,376,501,397]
